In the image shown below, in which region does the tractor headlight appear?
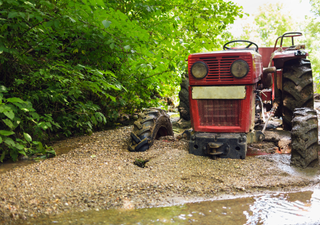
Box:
[191,61,208,79]
[230,60,249,78]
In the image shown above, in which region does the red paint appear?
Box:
[190,85,255,133]
[246,151,270,156]
[259,47,274,67]
[261,89,272,102]
[246,149,290,156]
[188,51,262,86]
[188,50,262,133]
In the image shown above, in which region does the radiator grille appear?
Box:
[197,99,240,126]
[199,56,251,81]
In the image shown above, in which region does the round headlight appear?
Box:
[230,59,249,78]
[191,62,208,79]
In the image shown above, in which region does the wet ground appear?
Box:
[15,188,320,224]
[1,105,320,224]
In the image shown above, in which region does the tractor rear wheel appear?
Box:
[178,78,190,121]
[290,107,319,168]
[128,108,173,152]
[282,59,314,130]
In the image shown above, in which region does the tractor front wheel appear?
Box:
[128,108,173,152]
[282,59,314,130]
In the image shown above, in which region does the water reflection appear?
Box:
[245,190,320,225]
[23,189,320,225]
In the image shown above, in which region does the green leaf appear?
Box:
[18,149,26,155]
[38,122,48,130]
[8,12,18,18]
[45,20,54,27]
[35,142,44,151]
[96,0,105,6]
[19,12,25,18]
[0,45,7,52]
[6,97,25,103]
[54,20,59,28]
[10,150,18,162]
[20,108,29,112]
[0,105,4,113]
[4,137,15,146]
[29,112,39,120]
[35,16,43,22]
[0,85,7,92]
[0,136,2,144]
[3,119,13,129]
[0,130,14,136]
[67,16,76,23]
[102,20,111,28]
[23,133,32,142]
[3,110,14,120]
[46,149,56,156]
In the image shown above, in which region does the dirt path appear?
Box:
[1,125,320,223]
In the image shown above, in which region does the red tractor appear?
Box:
[129,32,318,167]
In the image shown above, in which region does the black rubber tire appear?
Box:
[290,107,319,168]
[128,108,173,152]
[178,78,190,121]
[282,59,314,130]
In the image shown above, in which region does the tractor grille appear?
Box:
[199,56,251,81]
[197,99,240,126]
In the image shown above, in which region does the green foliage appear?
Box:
[304,0,320,91]
[0,86,55,162]
[238,1,320,93]
[254,3,296,47]
[239,3,296,47]
[0,0,243,161]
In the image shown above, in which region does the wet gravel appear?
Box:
[1,126,320,223]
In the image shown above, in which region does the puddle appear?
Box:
[0,160,35,174]
[0,144,79,174]
[22,189,320,225]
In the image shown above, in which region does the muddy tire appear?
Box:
[282,59,314,130]
[178,78,190,121]
[291,107,319,168]
[128,108,173,152]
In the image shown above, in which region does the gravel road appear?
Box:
[1,125,320,223]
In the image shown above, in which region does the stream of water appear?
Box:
[21,189,320,225]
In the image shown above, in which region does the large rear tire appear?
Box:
[291,107,319,168]
[128,108,173,152]
[282,59,314,130]
[178,78,190,121]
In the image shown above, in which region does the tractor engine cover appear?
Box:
[189,132,247,159]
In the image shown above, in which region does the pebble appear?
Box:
[0,126,319,223]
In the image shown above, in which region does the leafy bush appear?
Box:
[0,0,243,161]
[0,86,55,162]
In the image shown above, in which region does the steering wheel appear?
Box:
[223,40,259,52]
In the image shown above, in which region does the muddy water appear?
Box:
[20,189,320,225]
[0,145,77,174]
[0,160,35,174]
